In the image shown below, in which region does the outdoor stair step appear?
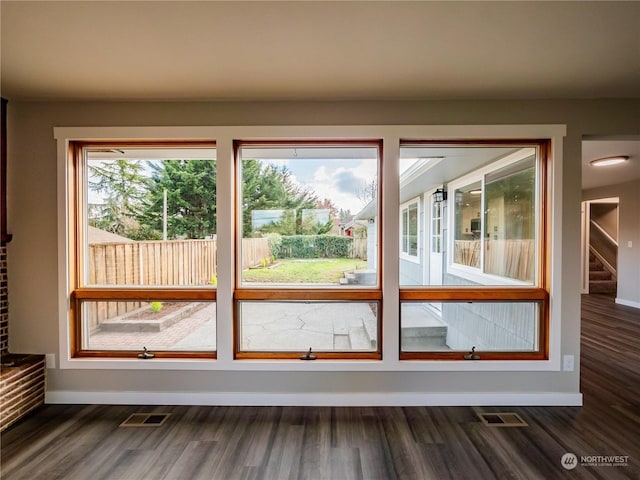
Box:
[402,325,448,338]
[333,334,351,350]
[340,270,377,286]
[401,326,448,349]
[348,325,373,350]
[400,304,448,349]
[340,273,357,285]
[362,312,378,349]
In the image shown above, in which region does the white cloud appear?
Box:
[311,160,377,213]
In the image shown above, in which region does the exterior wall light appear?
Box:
[433,188,447,203]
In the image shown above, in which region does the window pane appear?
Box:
[431,202,442,254]
[454,181,481,268]
[80,300,216,351]
[85,147,217,287]
[399,146,538,286]
[484,156,536,282]
[238,301,378,352]
[408,202,418,256]
[400,301,539,352]
[239,145,379,287]
[401,208,408,253]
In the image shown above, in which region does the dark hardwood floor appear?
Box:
[1,294,638,479]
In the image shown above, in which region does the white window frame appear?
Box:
[399,196,421,264]
[54,124,565,372]
[446,148,539,286]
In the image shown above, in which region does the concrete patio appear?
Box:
[87,302,379,353]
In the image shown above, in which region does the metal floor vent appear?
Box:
[119,413,171,428]
[477,412,528,427]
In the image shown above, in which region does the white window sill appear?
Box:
[400,253,420,264]
[59,356,560,372]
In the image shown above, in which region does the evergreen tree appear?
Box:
[338,208,353,221]
[242,160,318,236]
[88,159,151,239]
[144,159,217,239]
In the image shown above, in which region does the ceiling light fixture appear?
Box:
[589,156,628,167]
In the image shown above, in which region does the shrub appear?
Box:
[278,235,353,258]
[264,233,283,258]
[149,301,163,313]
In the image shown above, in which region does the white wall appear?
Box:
[6,99,640,405]
[583,179,640,308]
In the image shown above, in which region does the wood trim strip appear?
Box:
[399,139,550,147]
[235,289,381,301]
[69,295,79,358]
[399,288,548,301]
[235,351,381,360]
[72,140,216,149]
[235,139,382,148]
[73,288,216,301]
[74,351,217,359]
[400,351,547,361]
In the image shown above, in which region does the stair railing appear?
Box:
[590,219,618,248]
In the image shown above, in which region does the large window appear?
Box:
[61,127,559,366]
[398,141,549,360]
[70,143,217,358]
[234,141,381,359]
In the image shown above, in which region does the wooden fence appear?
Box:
[241,238,271,270]
[454,239,535,282]
[88,238,269,327]
[87,236,365,328]
[350,238,367,260]
[90,239,218,286]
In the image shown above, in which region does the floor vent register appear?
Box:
[477,412,528,427]
[119,413,171,427]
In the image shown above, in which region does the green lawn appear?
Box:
[242,258,368,284]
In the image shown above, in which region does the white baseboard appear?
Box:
[45,390,583,407]
[615,297,640,309]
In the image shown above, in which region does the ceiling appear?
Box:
[582,138,640,191]
[2,1,639,102]
[1,1,639,189]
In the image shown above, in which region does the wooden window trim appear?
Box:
[398,139,551,361]
[69,141,217,359]
[234,140,383,360]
